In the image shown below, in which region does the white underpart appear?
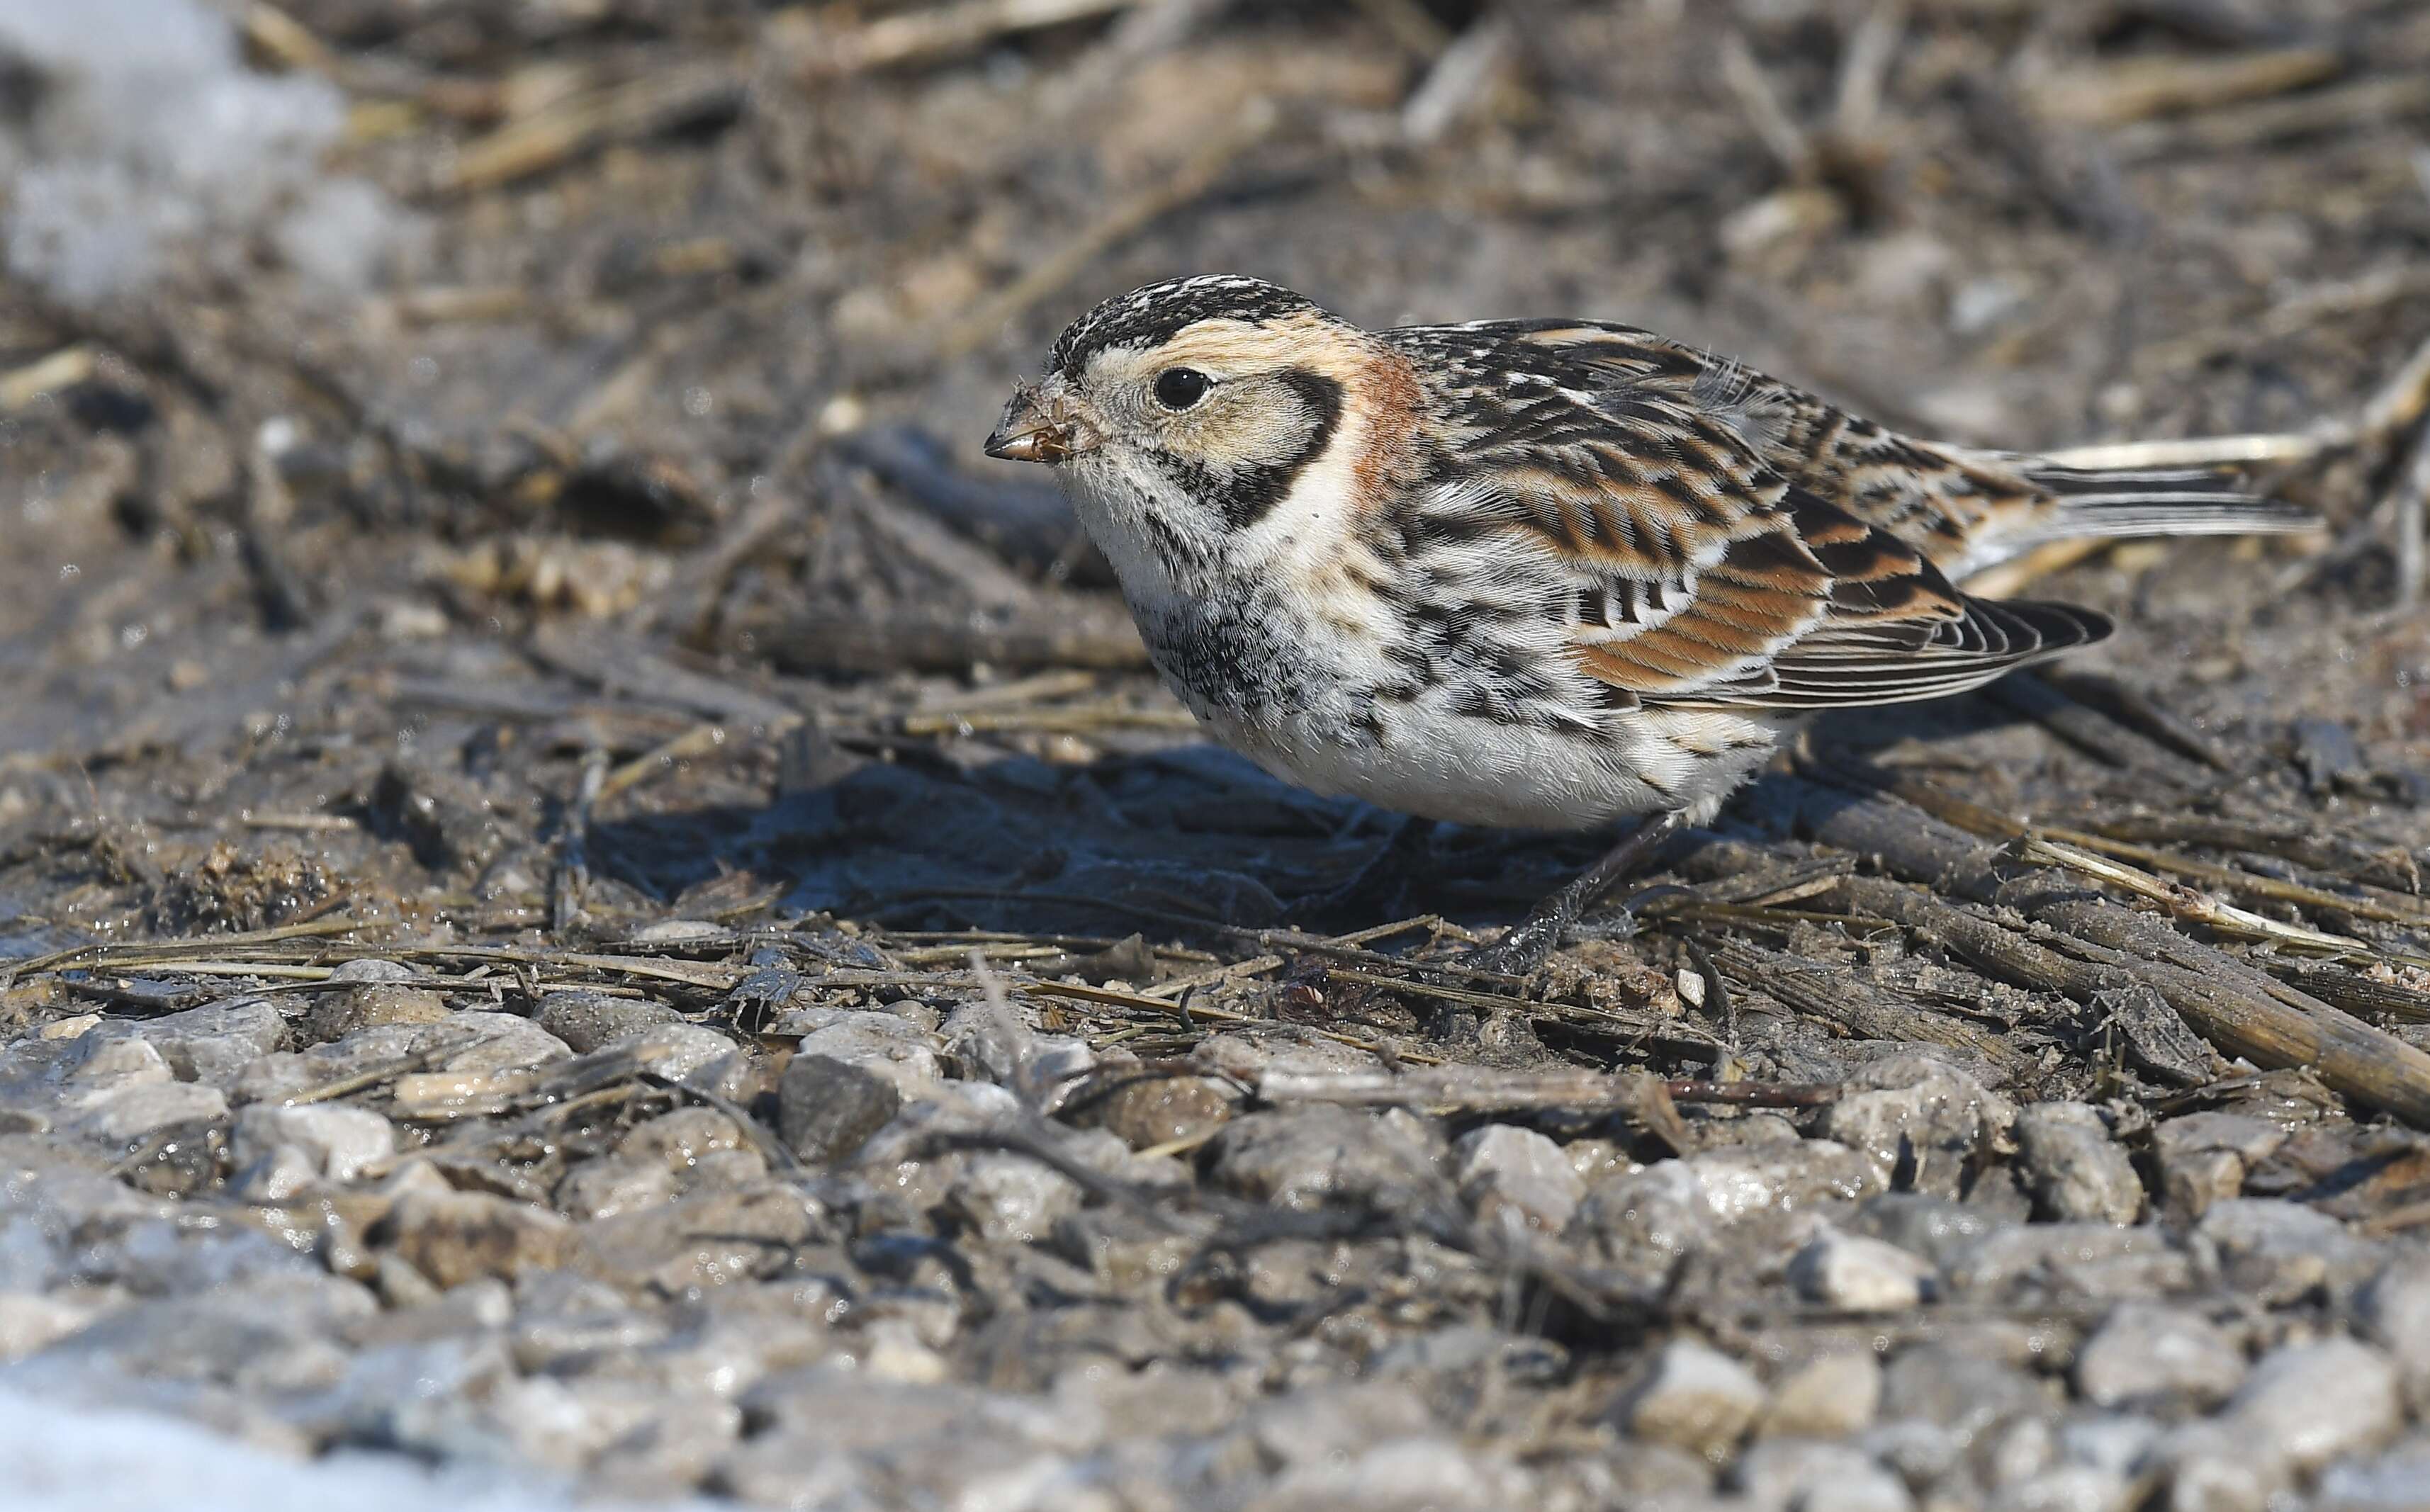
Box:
[1066,427,1787,830]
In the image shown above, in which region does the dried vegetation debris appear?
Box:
[9,0,2430,1506]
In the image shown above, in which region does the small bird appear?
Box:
[984,276,2313,969]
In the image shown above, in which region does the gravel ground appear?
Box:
[9,2,2430,1508]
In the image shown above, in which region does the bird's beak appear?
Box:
[984,380,1096,464]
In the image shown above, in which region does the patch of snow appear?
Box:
[0,1387,722,1512]
[0,0,420,304]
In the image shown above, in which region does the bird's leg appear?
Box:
[1293,814,1436,928]
[1459,810,1689,977]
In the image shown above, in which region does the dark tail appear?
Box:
[2015,460,2319,546]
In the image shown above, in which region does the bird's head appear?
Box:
[986,276,1404,595]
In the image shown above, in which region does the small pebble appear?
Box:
[1789,1229,1937,1312]
[1759,1350,1882,1440]
[1453,1123,1585,1233]
[2217,1337,2401,1474]
[2074,1302,2244,1409]
[378,1188,575,1288]
[1621,1338,1767,1460]
[2013,1102,2143,1226]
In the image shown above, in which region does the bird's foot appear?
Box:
[1449,811,1691,980]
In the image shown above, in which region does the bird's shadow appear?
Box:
[584,689,2066,940]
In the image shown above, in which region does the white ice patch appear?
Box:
[0,1387,721,1512]
[0,0,420,304]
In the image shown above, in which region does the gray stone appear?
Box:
[1570,1141,1881,1291]
[619,1107,751,1171]
[435,1011,572,1073]
[1822,1056,2017,1197]
[1734,1439,1913,1512]
[682,1047,767,1106]
[1987,1413,2059,1488]
[1684,1139,1883,1222]
[711,1431,882,1510]
[2317,1438,2430,1512]
[943,1151,1082,1245]
[2215,1336,2401,1475]
[622,1304,836,1400]
[1759,1350,1882,1440]
[1053,1357,1248,1445]
[2013,1103,2143,1225]
[342,1277,513,1348]
[1945,1223,2190,1302]
[112,998,291,1087]
[27,1275,373,1394]
[1453,1124,1585,1233]
[850,1081,1027,1207]
[1789,1229,1936,1312]
[67,1079,227,1148]
[1854,1192,2010,1268]
[790,1012,943,1098]
[878,998,944,1033]
[2148,1418,2292,1512]
[1249,1380,1436,1465]
[12,1175,325,1299]
[2058,1414,2161,1478]
[587,1393,744,1497]
[1862,1418,1963,1492]
[231,1103,394,1181]
[1619,1338,1767,1459]
[229,1140,318,1201]
[1881,1345,2051,1456]
[509,1275,670,1372]
[557,1156,681,1221]
[1211,1105,1438,1213]
[1052,1207,1196,1294]
[537,990,682,1053]
[2195,1198,2380,1304]
[248,1016,568,1107]
[779,1054,900,1165]
[2152,1113,2285,1222]
[610,1022,745,1083]
[941,1000,1096,1110]
[2356,1256,2430,1414]
[320,960,430,1011]
[322,1333,520,1457]
[57,1033,171,1089]
[1083,1068,1234,1151]
[2074,1302,2244,1409]
[327,958,416,983]
[1363,1323,1557,1385]
[1580,1440,1715,1503]
[1568,1160,1708,1286]
[890,1440,1085,1512]
[739,1366,1087,1455]
[1991,1466,2133,1512]
[687,1146,769,1190]
[303,983,449,1044]
[1259,1436,1531,1511]
[580,1185,823,1294]
[378,1187,575,1287]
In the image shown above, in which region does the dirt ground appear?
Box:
[9,1,2430,1507]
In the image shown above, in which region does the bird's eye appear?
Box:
[1153,367,1210,410]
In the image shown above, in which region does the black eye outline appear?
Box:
[1152,367,1210,410]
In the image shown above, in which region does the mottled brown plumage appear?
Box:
[985,276,2313,842]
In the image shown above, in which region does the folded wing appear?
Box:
[1402,317,2310,579]
[1393,322,2111,713]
